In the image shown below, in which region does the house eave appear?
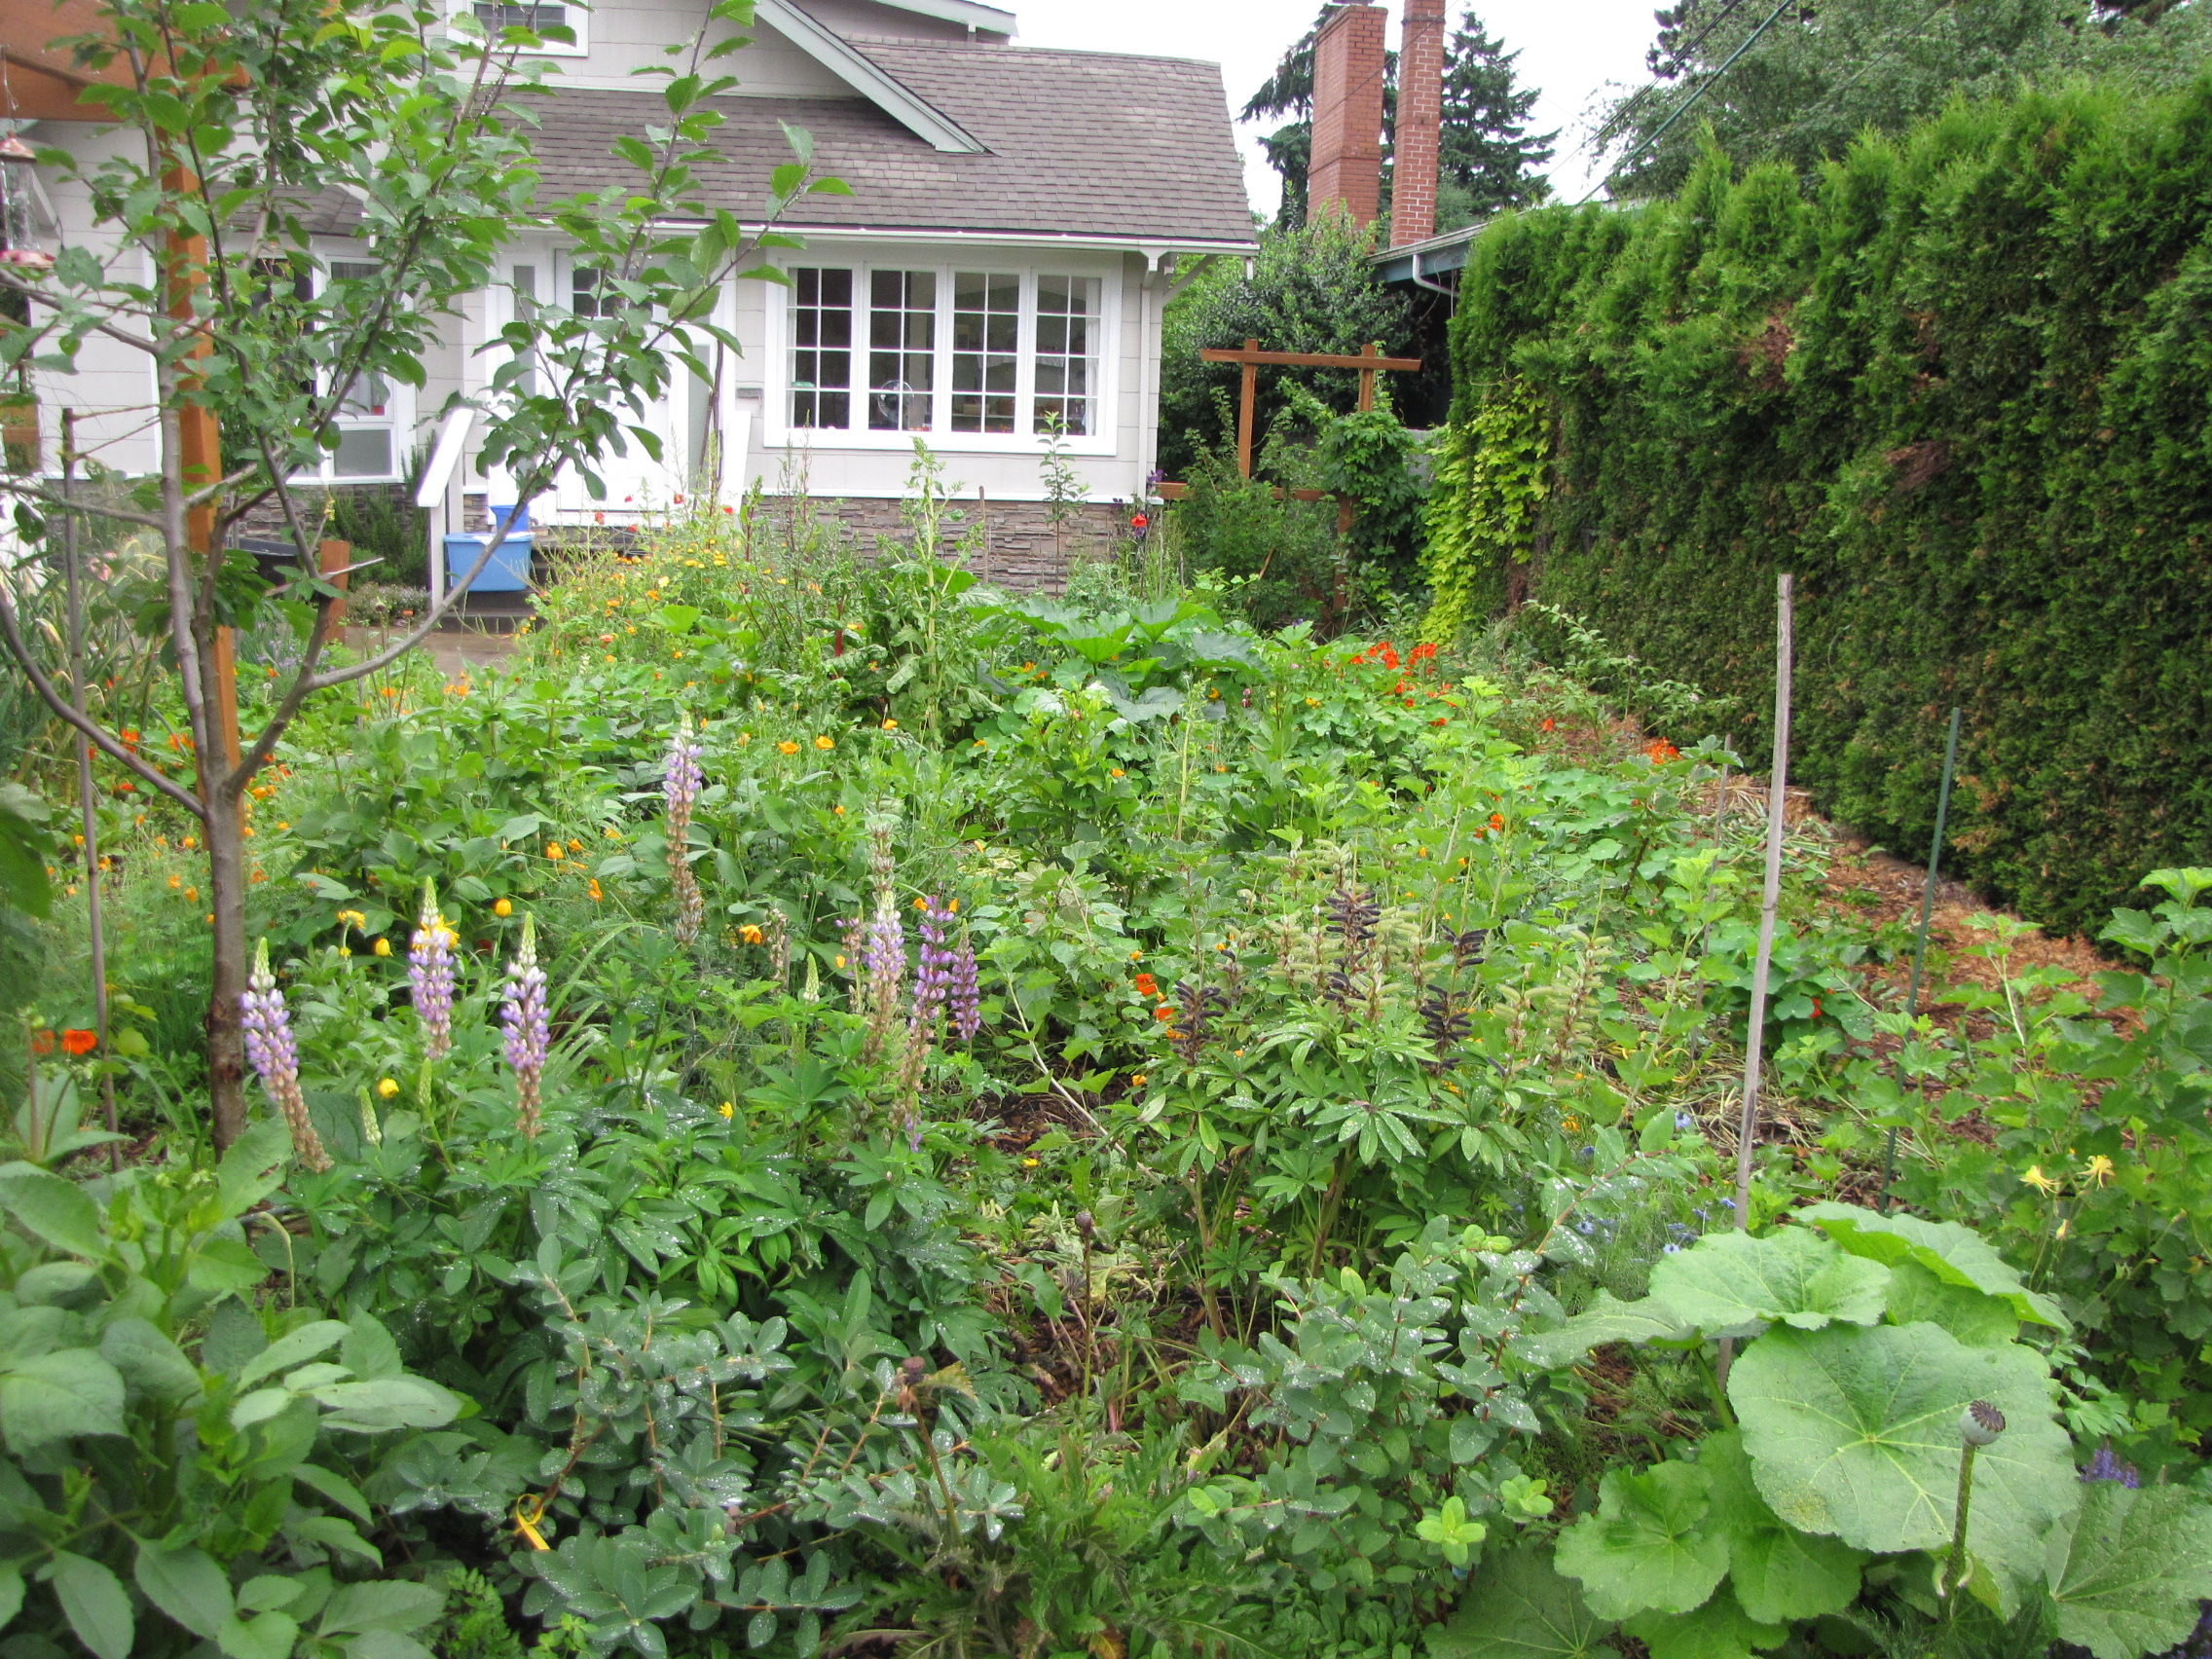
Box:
[755,0,987,154]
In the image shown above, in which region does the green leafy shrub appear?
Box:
[1437,80,2212,931]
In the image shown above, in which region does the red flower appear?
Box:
[1645,739,1680,764]
[1377,643,1401,671]
[1410,642,1437,665]
[1489,812,1505,831]
[29,1029,54,1056]
[1540,718,1555,732]
[61,1029,96,1056]
[1131,513,1148,530]
[1811,997,1824,1018]
[1134,973,1159,998]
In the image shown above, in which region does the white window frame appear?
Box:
[451,0,587,57]
[289,248,417,487]
[762,249,1119,456]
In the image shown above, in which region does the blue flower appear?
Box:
[1676,1112,1694,1131]
[1574,1218,1596,1235]
[1663,1242,1681,1254]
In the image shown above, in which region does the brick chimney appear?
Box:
[1308,1,1388,225]
[1392,0,1447,246]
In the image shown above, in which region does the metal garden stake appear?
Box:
[1881,704,1962,1211]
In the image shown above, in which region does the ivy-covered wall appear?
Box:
[1429,78,2212,934]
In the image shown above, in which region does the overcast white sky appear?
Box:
[1010,0,1664,216]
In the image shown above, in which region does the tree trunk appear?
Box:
[202,751,249,1152]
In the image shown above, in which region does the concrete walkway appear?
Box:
[343,625,521,680]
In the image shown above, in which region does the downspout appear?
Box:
[1409,247,1456,302]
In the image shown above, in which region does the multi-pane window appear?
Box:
[571,265,606,319]
[781,265,1110,441]
[868,270,937,431]
[790,268,853,430]
[1034,275,1102,436]
[950,273,1018,434]
[326,260,394,479]
[467,1,581,50]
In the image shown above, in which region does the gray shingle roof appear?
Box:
[523,40,1255,247]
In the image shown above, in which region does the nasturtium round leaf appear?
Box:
[1647,1228,1890,1337]
[1730,1322,2076,1598]
[2046,1481,2212,1659]
[1425,1546,1615,1659]
[1802,1203,2066,1332]
[1695,1432,1866,1626]
[1622,1588,1787,1659]
[1554,1462,1729,1620]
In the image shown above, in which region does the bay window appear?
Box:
[782,261,1111,445]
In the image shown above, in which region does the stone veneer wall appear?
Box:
[517,496,1129,595]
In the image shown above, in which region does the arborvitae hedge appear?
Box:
[1436,79,2212,934]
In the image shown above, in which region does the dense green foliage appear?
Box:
[1434,77,2212,933]
[1604,0,2212,196]
[12,470,2212,1658]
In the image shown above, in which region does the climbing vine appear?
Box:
[1419,378,1549,644]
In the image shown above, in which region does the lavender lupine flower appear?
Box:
[241,939,332,1172]
[2081,1445,2140,1488]
[408,879,457,1060]
[948,941,980,1043]
[501,913,549,1138]
[859,811,906,1062]
[665,717,706,946]
[912,900,955,1021]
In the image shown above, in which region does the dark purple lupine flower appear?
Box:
[948,941,980,1042]
[408,878,456,1060]
[665,718,706,945]
[2081,1445,2140,1488]
[242,939,331,1172]
[501,913,549,1138]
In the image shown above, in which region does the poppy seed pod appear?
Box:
[1960,1401,2006,1446]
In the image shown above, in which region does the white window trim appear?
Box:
[450,0,588,58]
[289,247,417,487]
[761,254,1121,457]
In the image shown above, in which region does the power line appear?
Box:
[1585,0,1758,156]
[1767,0,1959,152]
[1575,0,1801,204]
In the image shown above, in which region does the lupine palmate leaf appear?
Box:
[1554,1462,1729,1620]
[1622,1588,1787,1659]
[1646,1229,1890,1337]
[1730,1323,2075,1600]
[2046,1481,2212,1659]
[1426,1547,1615,1659]
[1802,1203,2066,1331]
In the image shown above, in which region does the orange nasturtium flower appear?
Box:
[1154,1005,1175,1022]
[60,1029,97,1056]
[1134,973,1160,999]
[778,740,800,756]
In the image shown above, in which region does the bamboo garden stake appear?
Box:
[1716,573,1793,1395]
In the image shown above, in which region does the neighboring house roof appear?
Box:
[524,41,1255,248]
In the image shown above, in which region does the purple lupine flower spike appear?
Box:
[912,898,954,1020]
[241,939,332,1172]
[408,878,456,1060]
[2081,1445,2140,1488]
[665,717,707,946]
[501,912,549,1138]
[948,939,980,1042]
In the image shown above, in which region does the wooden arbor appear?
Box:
[1200,338,1422,480]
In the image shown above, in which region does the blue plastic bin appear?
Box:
[443,532,533,594]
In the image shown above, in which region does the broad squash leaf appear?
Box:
[1646,1228,1889,1337]
[1696,1432,1865,1625]
[2046,1481,2212,1659]
[1802,1203,2065,1332]
[1554,1462,1729,1619]
[1426,1546,1615,1659]
[1730,1322,2076,1602]
[1623,1588,1787,1659]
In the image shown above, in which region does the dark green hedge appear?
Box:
[1443,79,2212,933]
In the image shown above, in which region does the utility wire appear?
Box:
[1765,0,1959,153]
[1585,0,1758,155]
[1575,0,1801,204]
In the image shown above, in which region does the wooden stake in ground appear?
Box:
[1716,572,1794,1396]
[60,411,120,1165]
[1880,704,1963,1211]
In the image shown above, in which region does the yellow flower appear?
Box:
[1563,1117,1581,1133]
[814,735,834,751]
[373,938,392,957]
[588,879,604,902]
[1110,767,1124,778]
[2080,1154,2116,1188]
[546,843,565,861]
[740,924,765,945]
[377,1077,400,1099]
[881,719,899,731]
[1129,1074,1148,1088]
[2022,1165,2061,1195]
[1022,1157,1040,1167]
[778,740,800,756]
[833,804,846,816]
[185,886,198,902]
[719,1101,735,1121]
[568,838,583,853]
[494,898,514,917]
[834,954,847,970]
